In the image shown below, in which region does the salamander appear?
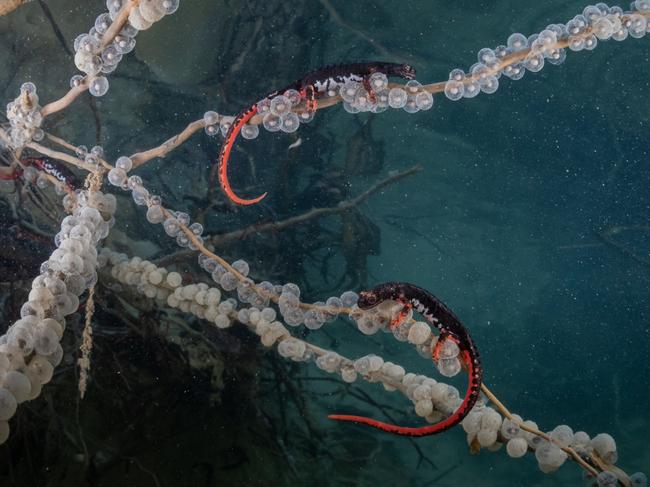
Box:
[328,281,482,437]
[216,62,416,206]
[22,156,79,192]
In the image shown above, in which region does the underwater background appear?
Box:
[0,0,648,485]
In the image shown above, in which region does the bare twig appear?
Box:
[208,165,423,246]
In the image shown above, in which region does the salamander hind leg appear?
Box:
[431,332,450,363]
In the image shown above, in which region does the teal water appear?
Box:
[0,0,649,485]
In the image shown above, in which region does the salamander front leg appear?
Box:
[362,76,378,103]
[389,300,412,329]
[300,85,318,113]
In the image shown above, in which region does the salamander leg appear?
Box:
[363,77,377,103]
[431,332,450,363]
[389,301,412,329]
[300,85,318,113]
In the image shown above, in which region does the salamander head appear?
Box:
[358,290,380,310]
[373,63,417,81]
[397,64,417,80]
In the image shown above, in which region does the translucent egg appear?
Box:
[214,314,231,329]
[630,472,648,487]
[507,32,528,50]
[477,429,498,447]
[139,0,166,22]
[113,34,136,54]
[591,433,617,463]
[128,6,153,30]
[189,222,203,236]
[175,233,190,248]
[33,326,59,356]
[388,87,407,108]
[205,288,221,306]
[107,168,127,186]
[146,205,165,224]
[162,217,180,237]
[8,326,34,355]
[241,123,259,140]
[550,424,574,447]
[546,48,567,65]
[280,113,300,133]
[298,110,314,124]
[480,76,499,94]
[415,91,434,110]
[477,47,497,64]
[70,74,85,88]
[566,15,588,35]
[106,0,122,12]
[315,352,342,373]
[29,287,54,306]
[463,80,481,98]
[230,259,249,277]
[500,417,521,440]
[304,312,324,330]
[437,357,461,377]
[0,388,17,421]
[506,437,528,458]
[2,371,31,403]
[219,116,234,136]
[160,0,180,15]
[612,27,629,41]
[340,365,357,383]
[94,12,112,34]
[461,411,482,434]
[101,45,122,66]
[584,34,598,49]
[219,272,238,291]
[444,80,464,101]
[446,69,464,83]
[270,95,291,116]
[629,14,648,38]
[477,409,501,433]
[404,80,422,94]
[78,34,100,54]
[524,54,544,73]
[262,113,281,132]
[204,124,219,137]
[592,17,615,39]
[200,111,217,127]
[340,81,360,102]
[74,52,102,76]
[283,307,305,326]
[166,271,182,287]
[368,72,388,91]
[260,307,276,322]
[503,63,525,80]
[352,86,373,111]
[89,76,109,97]
[61,253,84,274]
[26,356,54,385]
[338,291,357,308]
[278,338,306,359]
[403,98,419,114]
